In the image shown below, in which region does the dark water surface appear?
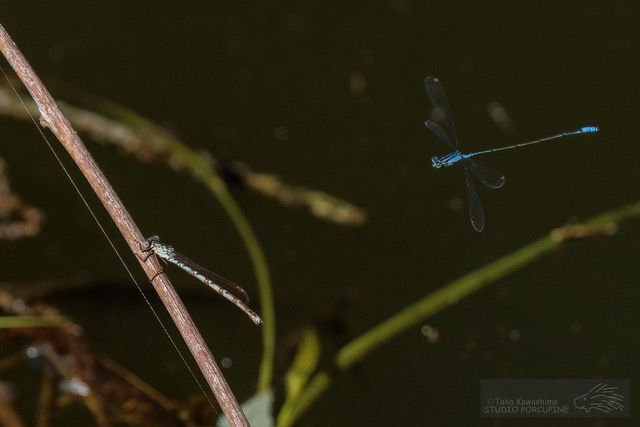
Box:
[1,2,639,425]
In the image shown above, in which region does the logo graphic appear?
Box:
[573,383,625,414]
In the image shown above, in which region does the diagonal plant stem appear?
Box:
[0,71,278,392]
[0,22,250,426]
[277,200,639,426]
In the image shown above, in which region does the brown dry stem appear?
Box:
[0,22,249,427]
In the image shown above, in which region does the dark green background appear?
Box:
[1,1,638,425]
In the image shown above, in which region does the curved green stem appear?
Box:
[200,174,276,391]
[95,102,277,391]
[277,200,640,426]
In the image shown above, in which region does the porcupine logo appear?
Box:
[573,383,625,413]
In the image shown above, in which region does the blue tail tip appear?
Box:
[581,126,599,133]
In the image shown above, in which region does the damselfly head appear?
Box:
[431,156,443,168]
[144,235,160,248]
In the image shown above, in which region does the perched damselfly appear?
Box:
[143,236,262,325]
